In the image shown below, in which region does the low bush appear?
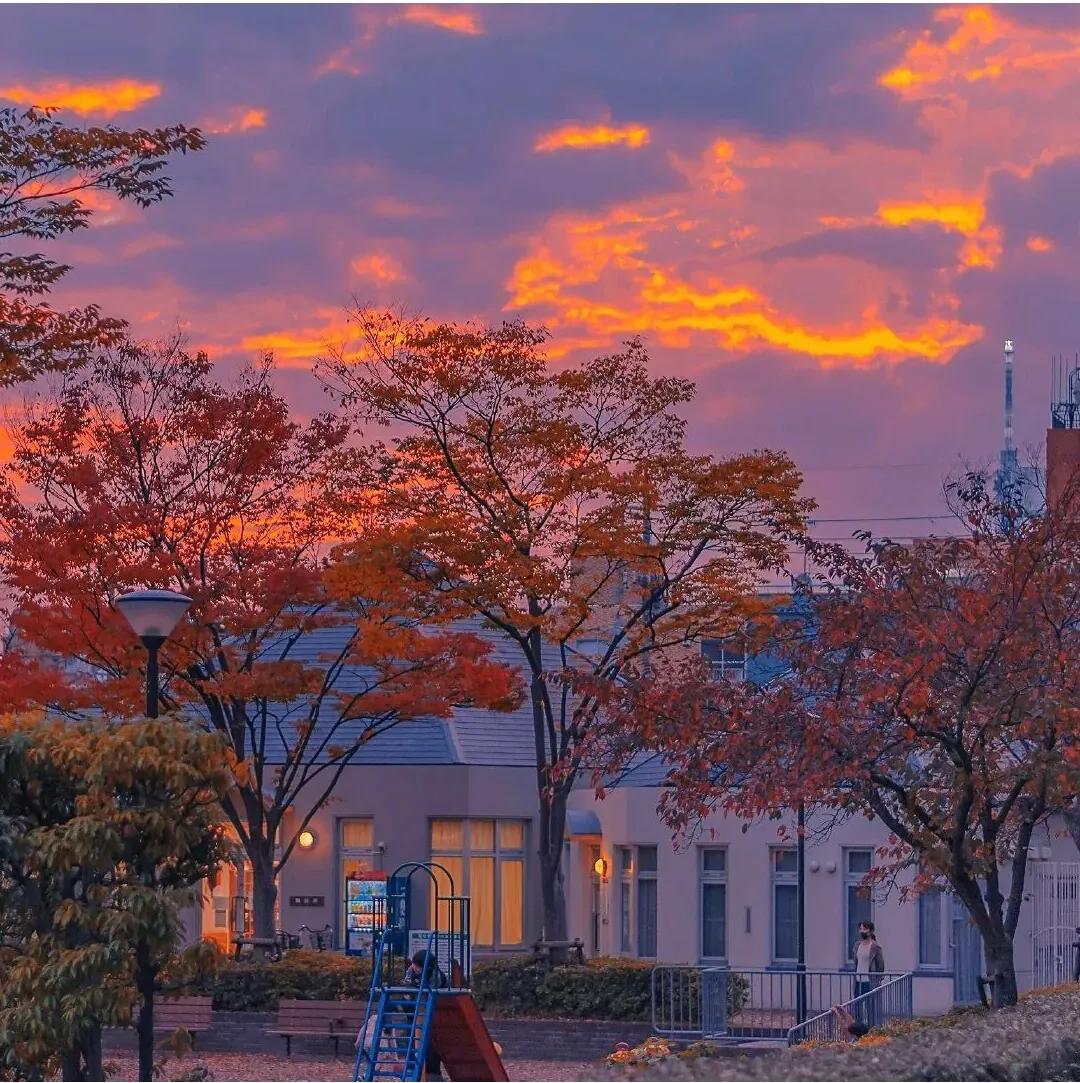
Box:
[196,948,749,1021]
[603,986,1080,1081]
[201,950,372,1011]
[472,956,749,1022]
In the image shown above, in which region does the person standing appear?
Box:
[853,921,885,1026]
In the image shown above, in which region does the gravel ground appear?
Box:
[102,1052,597,1081]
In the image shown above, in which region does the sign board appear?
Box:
[289,895,325,908]
[406,929,471,979]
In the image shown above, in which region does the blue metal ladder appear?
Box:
[353,931,438,1082]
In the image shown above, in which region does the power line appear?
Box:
[799,462,962,473]
[808,514,953,524]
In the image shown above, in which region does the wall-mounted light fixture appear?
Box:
[593,856,609,881]
[298,830,317,850]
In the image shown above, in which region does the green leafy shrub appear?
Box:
[602,986,1080,1081]
[472,956,749,1022]
[203,950,372,1011]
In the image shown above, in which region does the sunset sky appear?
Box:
[5,3,1080,533]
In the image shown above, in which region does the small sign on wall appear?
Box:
[289,895,326,907]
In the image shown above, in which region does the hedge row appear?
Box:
[605,986,1080,1081]
[198,950,372,1011]
[472,956,653,1021]
[198,950,751,1021]
[197,950,659,1018]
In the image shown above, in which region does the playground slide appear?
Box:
[432,992,509,1082]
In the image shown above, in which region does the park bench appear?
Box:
[134,996,213,1048]
[268,998,367,1056]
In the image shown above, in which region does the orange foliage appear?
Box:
[320,309,812,938]
[0,337,518,932]
[595,478,1080,1006]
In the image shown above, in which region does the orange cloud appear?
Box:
[350,253,407,284]
[397,5,483,35]
[240,312,355,367]
[880,6,1080,96]
[1026,235,1054,253]
[505,200,981,368]
[534,122,651,153]
[0,78,161,117]
[821,195,1001,271]
[202,107,267,135]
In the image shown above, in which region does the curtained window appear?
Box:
[430,818,526,949]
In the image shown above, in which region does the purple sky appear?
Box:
[5,3,1080,537]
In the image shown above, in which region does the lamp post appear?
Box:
[796,799,807,1025]
[114,589,192,717]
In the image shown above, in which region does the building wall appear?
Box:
[277,763,541,950]
[567,787,1080,1015]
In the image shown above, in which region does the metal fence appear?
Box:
[785,972,913,1046]
[652,967,911,1041]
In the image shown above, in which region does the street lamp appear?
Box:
[115,588,192,718]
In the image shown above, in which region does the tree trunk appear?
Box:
[538,788,569,963]
[984,930,1019,1008]
[61,1048,85,1081]
[85,1026,103,1082]
[135,942,156,1082]
[251,847,278,954]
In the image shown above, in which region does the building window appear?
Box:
[844,848,874,960]
[918,886,944,967]
[618,847,632,953]
[637,846,658,958]
[430,819,525,949]
[700,848,727,960]
[772,848,798,963]
[339,818,377,944]
[617,845,658,958]
[701,637,746,681]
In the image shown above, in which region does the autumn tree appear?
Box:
[0,715,230,1082]
[0,338,518,942]
[321,311,811,948]
[1,106,203,383]
[595,478,1080,1007]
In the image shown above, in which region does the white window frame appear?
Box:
[701,636,747,682]
[699,847,727,962]
[917,885,945,969]
[771,846,798,964]
[616,845,659,958]
[843,847,875,965]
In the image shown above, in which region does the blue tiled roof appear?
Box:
[226,615,542,767]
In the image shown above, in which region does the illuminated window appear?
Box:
[430,819,526,949]
[339,818,377,941]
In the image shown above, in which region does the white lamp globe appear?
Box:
[115,588,192,641]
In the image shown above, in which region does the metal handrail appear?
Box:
[652,966,911,1041]
[785,971,914,1046]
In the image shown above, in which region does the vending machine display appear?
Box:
[344,875,387,956]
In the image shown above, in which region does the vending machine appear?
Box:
[344,873,388,956]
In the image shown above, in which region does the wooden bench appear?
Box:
[134,996,213,1048]
[267,998,368,1056]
